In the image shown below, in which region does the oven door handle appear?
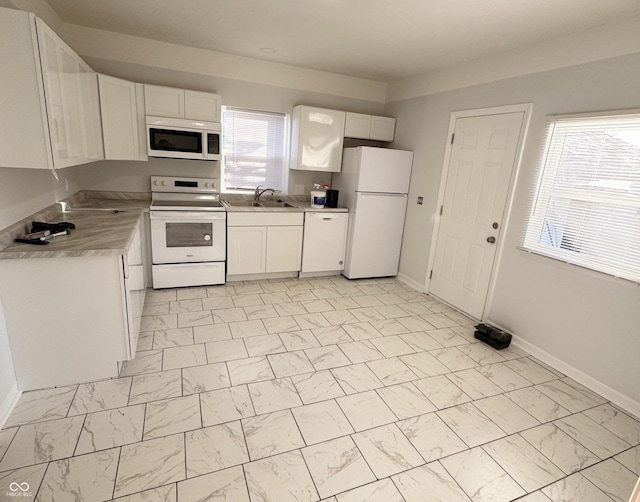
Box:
[149,211,226,221]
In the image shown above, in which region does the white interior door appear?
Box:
[429,111,525,319]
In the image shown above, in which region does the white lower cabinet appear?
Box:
[227,226,267,275]
[227,212,303,279]
[301,212,349,275]
[0,221,146,390]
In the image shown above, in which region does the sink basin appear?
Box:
[259,201,297,208]
[223,200,298,208]
[222,200,262,207]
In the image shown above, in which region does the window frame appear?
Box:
[522,109,640,284]
[220,106,289,195]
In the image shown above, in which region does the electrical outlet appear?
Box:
[417,196,424,205]
[294,184,305,195]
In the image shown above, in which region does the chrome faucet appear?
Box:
[254,185,276,203]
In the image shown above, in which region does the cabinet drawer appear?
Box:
[227,212,304,227]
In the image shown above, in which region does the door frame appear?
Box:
[424,103,533,320]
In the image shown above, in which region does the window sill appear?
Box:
[517,246,639,286]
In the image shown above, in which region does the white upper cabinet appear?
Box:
[36,18,104,168]
[185,90,221,122]
[0,8,104,169]
[144,84,221,122]
[144,84,184,118]
[290,105,346,172]
[370,115,396,141]
[344,113,372,139]
[345,112,396,141]
[98,74,147,161]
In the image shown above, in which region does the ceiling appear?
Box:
[45,0,640,82]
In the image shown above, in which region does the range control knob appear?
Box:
[153,180,160,186]
[204,182,210,188]
[161,180,168,186]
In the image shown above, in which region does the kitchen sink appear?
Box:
[222,200,298,209]
[222,200,262,207]
[258,201,297,208]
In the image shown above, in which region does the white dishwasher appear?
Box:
[301,211,349,276]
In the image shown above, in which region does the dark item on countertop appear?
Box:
[474,323,512,350]
[31,221,76,233]
[325,189,339,208]
[14,237,49,245]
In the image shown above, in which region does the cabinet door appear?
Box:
[290,106,346,172]
[266,226,303,273]
[144,84,184,118]
[98,74,140,160]
[185,90,221,122]
[37,19,72,167]
[79,69,105,162]
[124,225,145,358]
[227,226,267,275]
[37,18,103,168]
[344,112,371,139]
[301,213,348,273]
[370,116,396,141]
[0,9,52,168]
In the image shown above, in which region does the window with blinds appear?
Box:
[523,112,640,282]
[222,107,287,192]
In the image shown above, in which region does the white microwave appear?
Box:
[146,116,221,161]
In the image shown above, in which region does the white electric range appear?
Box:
[149,176,226,288]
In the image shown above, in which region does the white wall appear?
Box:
[387,52,640,412]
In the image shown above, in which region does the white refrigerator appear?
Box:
[332,146,414,279]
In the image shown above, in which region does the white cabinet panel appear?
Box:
[0,8,52,168]
[227,212,303,277]
[370,116,396,141]
[185,90,221,122]
[227,226,267,275]
[301,212,349,273]
[98,74,142,160]
[290,105,346,172]
[145,85,221,122]
[144,84,184,118]
[345,113,372,139]
[35,16,104,168]
[344,112,396,142]
[266,226,303,273]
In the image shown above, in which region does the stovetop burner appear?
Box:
[150,176,225,212]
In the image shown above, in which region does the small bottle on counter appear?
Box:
[310,184,326,208]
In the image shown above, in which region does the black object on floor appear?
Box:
[475,323,512,350]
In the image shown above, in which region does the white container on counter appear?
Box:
[310,184,326,208]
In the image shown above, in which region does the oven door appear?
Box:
[147,126,206,160]
[150,211,226,264]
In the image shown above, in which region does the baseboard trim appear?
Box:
[511,335,640,418]
[397,273,425,293]
[0,383,20,429]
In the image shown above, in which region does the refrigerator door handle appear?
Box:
[357,191,408,197]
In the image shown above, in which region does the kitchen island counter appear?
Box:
[0,194,149,259]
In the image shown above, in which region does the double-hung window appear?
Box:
[221,107,287,193]
[523,112,640,282]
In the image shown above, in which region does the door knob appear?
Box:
[487,236,496,244]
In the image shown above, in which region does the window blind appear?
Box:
[222,107,287,192]
[523,113,640,283]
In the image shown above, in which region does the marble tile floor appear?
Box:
[1,276,639,502]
